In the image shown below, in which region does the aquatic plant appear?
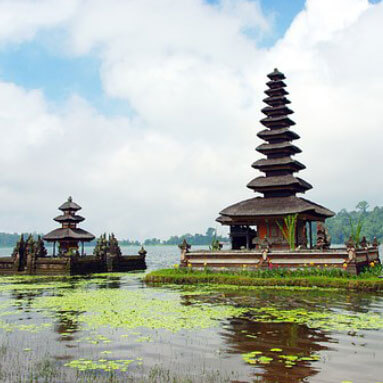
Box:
[209,230,222,251]
[210,238,221,251]
[249,306,383,331]
[276,214,298,250]
[242,350,320,369]
[65,358,135,372]
[347,216,364,247]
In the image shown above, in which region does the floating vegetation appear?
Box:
[0,319,51,333]
[65,358,135,372]
[242,350,321,368]
[242,352,272,365]
[77,334,112,345]
[32,288,247,333]
[249,306,383,331]
[135,336,152,343]
[0,281,72,292]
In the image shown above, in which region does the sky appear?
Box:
[0,0,382,240]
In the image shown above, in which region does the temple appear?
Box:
[217,69,334,250]
[43,197,95,256]
[179,69,380,274]
[0,197,147,275]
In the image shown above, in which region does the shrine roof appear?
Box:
[267,68,285,80]
[247,175,312,191]
[256,141,301,154]
[252,157,305,171]
[218,196,334,221]
[59,197,81,212]
[43,228,95,242]
[54,214,85,223]
[257,128,299,140]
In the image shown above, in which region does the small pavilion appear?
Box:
[43,197,95,256]
[217,69,334,250]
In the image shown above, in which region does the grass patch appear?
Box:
[144,266,383,291]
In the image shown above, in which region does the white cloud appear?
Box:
[0,0,382,240]
[0,0,78,45]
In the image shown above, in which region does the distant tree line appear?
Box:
[119,239,141,246]
[0,228,229,248]
[0,232,42,247]
[143,228,229,246]
[326,201,383,244]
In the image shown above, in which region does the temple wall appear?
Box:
[181,247,380,275]
[0,254,146,275]
[0,257,16,274]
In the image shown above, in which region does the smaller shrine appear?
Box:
[0,197,147,275]
[43,197,95,256]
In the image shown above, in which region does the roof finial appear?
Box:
[68,196,72,202]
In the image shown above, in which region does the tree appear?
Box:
[356,201,369,214]
[205,227,216,238]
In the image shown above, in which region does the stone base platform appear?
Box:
[181,246,380,275]
[0,254,147,275]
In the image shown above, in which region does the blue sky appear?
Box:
[0,0,382,236]
[0,0,308,116]
[0,0,379,117]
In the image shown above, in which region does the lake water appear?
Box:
[0,245,382,383]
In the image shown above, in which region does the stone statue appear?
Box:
[12,234,26,271]
[35,236,47,258]
[179,239,191,264]
[138,246,147,257]
[316,223,331,249]
[108,233,122,258]
[12,234,25,260]
[93,233,108,260]
[359,236,368,248]
[345,236,355,249]
[25,235,37,273]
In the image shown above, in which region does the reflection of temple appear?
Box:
[217,69,334,250]
[43,197,95,256]
[224,318,330,383]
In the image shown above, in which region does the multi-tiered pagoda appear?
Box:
[217,69,334,250]
[43,197,95,255]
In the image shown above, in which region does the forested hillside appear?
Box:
[326,201,383,244]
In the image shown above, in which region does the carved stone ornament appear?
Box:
[178,239,191,253]
[360,236,368,248]
[345,236,355,249]
[262,248,269,261]
[347,247,356,262]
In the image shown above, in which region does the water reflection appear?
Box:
[222,318,331,383]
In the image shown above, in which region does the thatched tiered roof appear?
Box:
[217,69,334,224]
[43,197,95,242]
